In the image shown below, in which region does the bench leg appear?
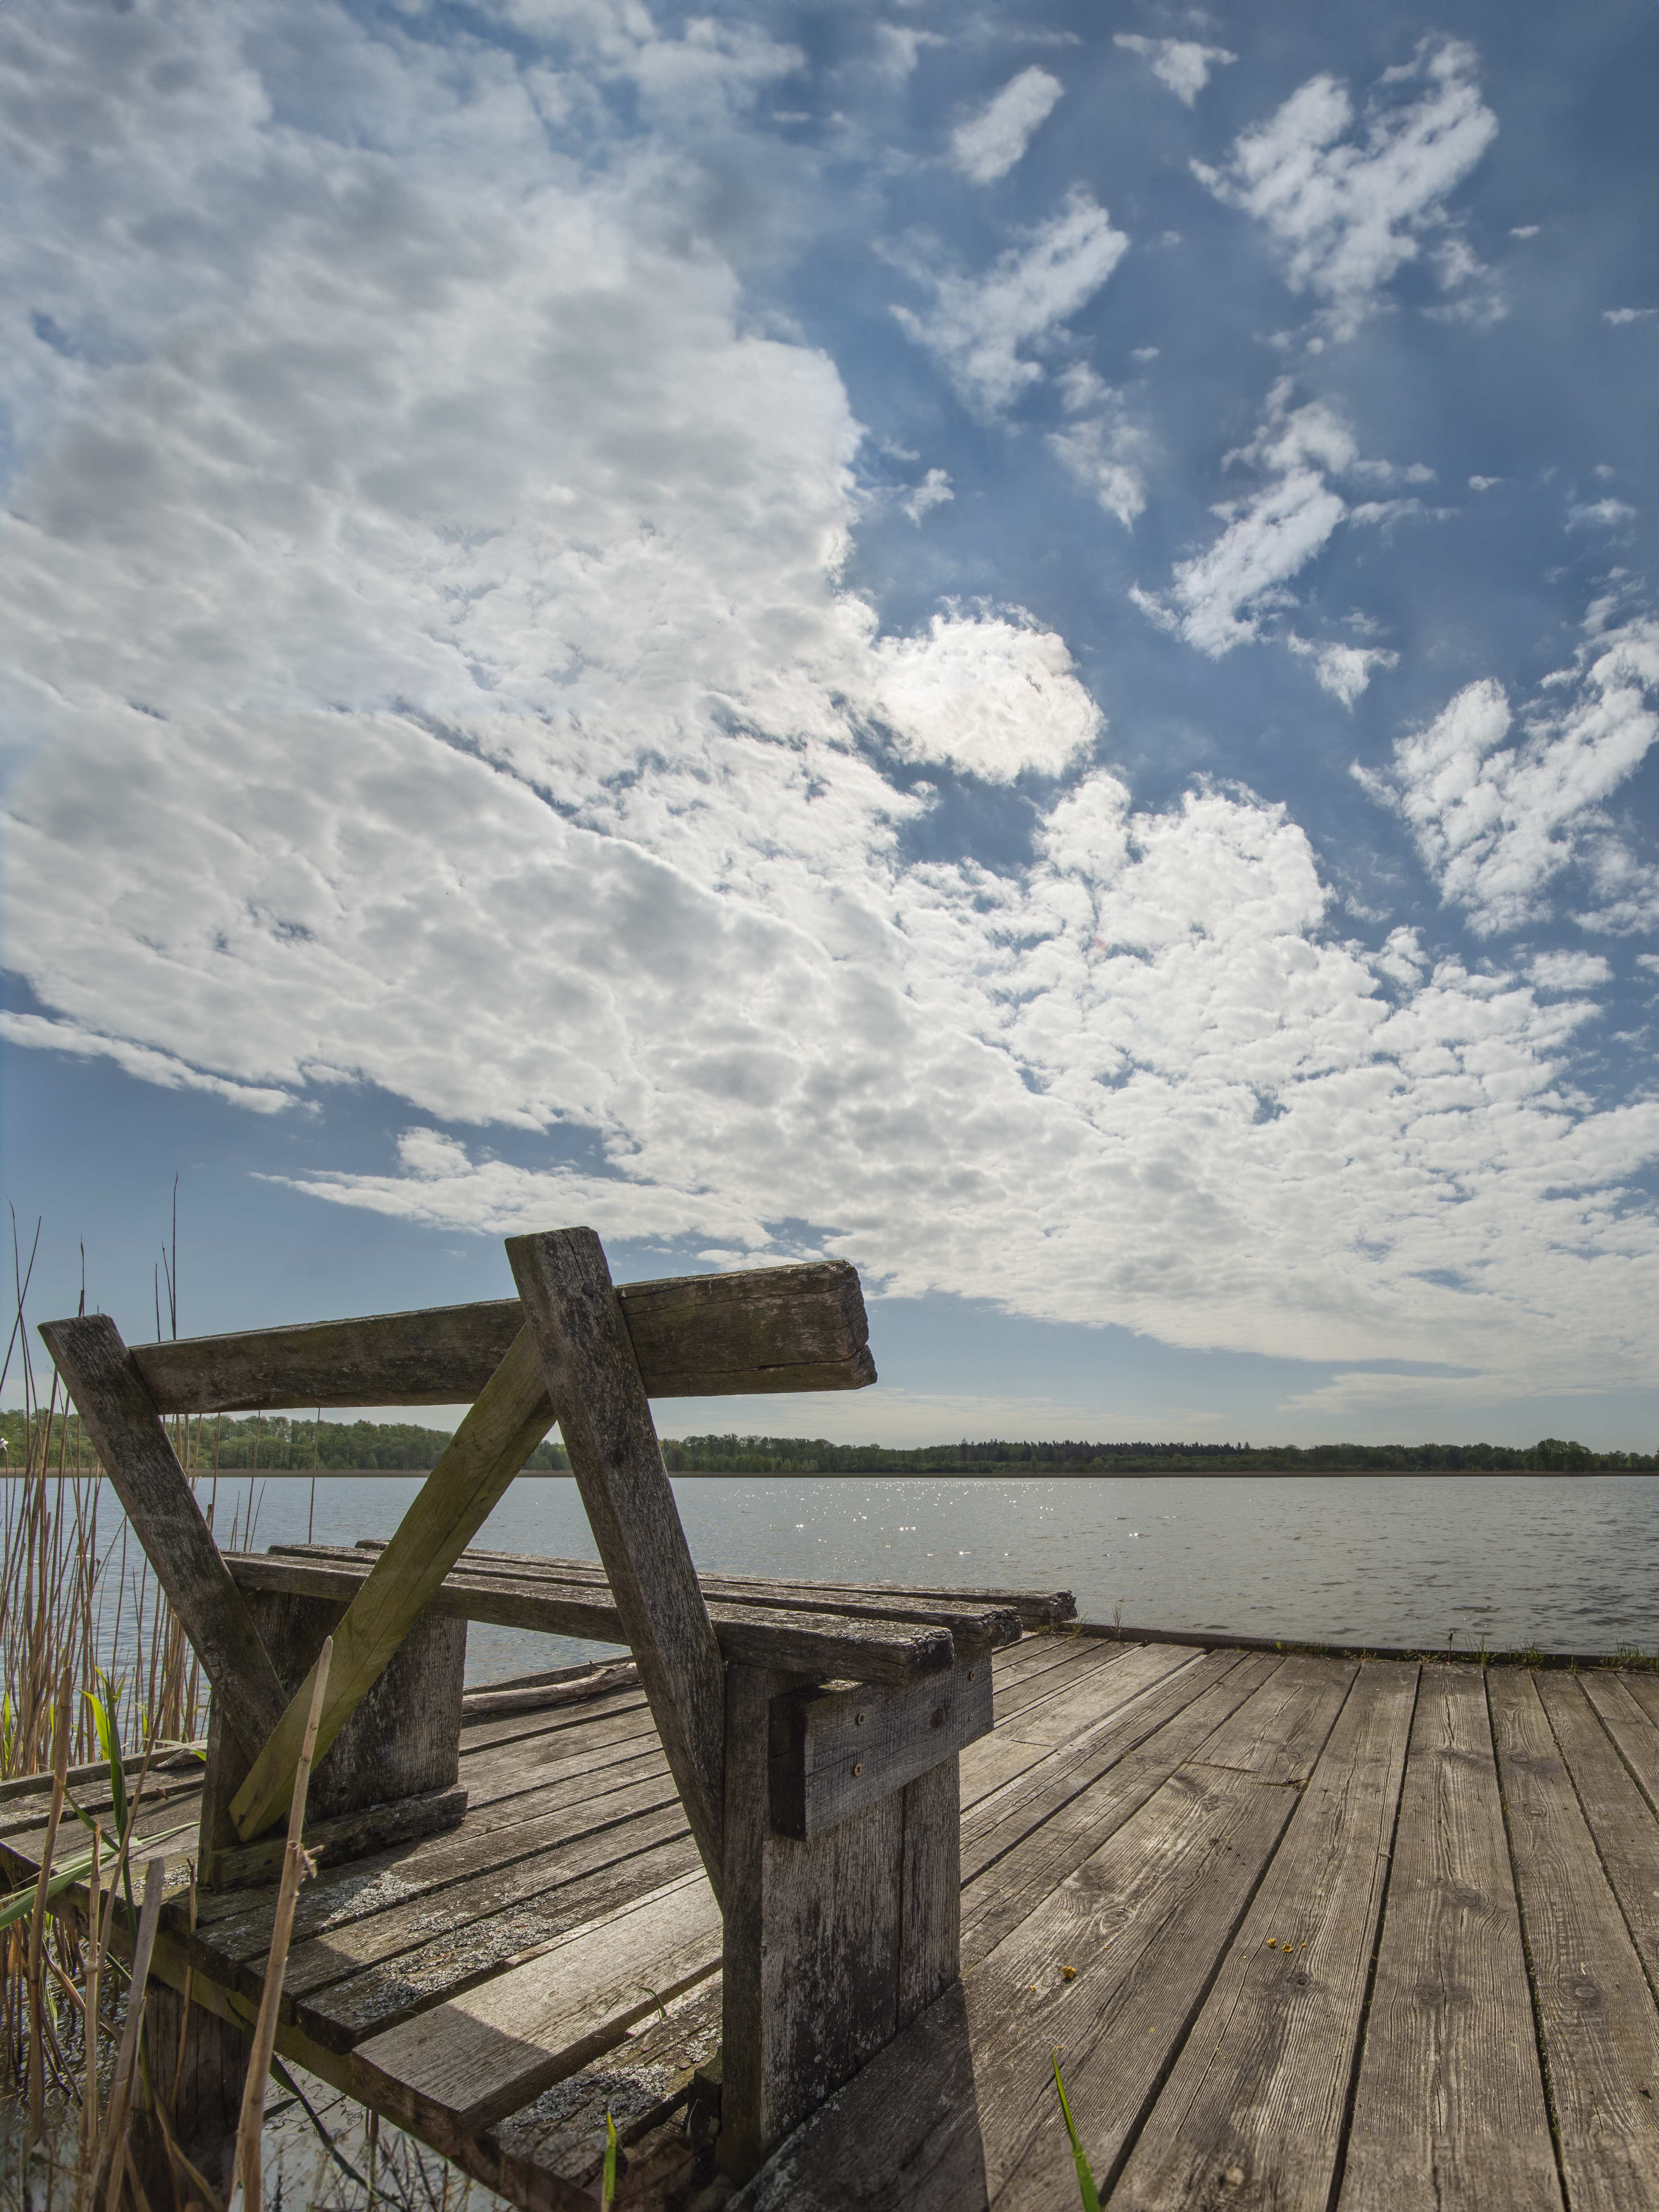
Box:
[131,1980,248,2206]
[718,1664,962,2183]
[199,1588,467,1886]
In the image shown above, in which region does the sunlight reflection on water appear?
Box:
[173,1470,1659,1683]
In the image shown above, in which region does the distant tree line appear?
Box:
[3,1408,1650,1478]
[657,1433,1657,1475]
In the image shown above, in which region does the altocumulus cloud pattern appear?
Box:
[2,0,1656,1433]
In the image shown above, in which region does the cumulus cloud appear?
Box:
[1133,386,1356,654]
[6,0,1659,1402]
[1193,42,1499,340]
[1568,498,1636,529]
[901,467,954,523]
[1357,620,1659,934]
[1046,372,1147,526]
[870,614,1101,781]
[1530,951,1611,991]
[1113,35,1235,106]
[891,188,1129,417]
[1288,634,1398,706]
[949,66,1063,184]
[0,1013,292,1112]
[1604,308,1656,326]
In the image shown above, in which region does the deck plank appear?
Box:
[1537,1673,1659,2003]
[961,1652,1283,1969]
[1489,1668,1659,2212]
[350,1866,722,2150]
[958,1647,1208,1820]
[1108,1660,1418,2212]
[992,1638,1140,1723]
[962,1654,1355,2208]
[1580,1671,1659,1819]
[1338,1666,1560,2212]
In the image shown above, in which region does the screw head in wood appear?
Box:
[852,1761,863,1776]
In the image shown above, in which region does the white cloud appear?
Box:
[1288,634,1398,706]
[1113,35,1236,107]
[870,614,1101,781]
[1469,475,1501,490]
[891,188,1130,417]
[1134,387,1356,653]
[1568,498,1636,529]
[1509,225,1540,239]
[1193,42,1499,340]
[1046,398,1147,527]
[949,66,1064,184]
[6,0,1659,1405]
[1604,308,1657,326]
[0,1012,293,1112]
[1530,951,1610,991]
[901,467,954,523]
[1358,619,1659,934]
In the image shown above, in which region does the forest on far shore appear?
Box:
[2,1411,1651,1476]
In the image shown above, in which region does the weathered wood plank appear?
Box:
[961,1652,1283,1967]
[226,1552,957,1684]
[209,1783,470,1889]
[127,1258,874,1412]
[1339,1666,1560,2212]
[1580,1669,1659,1818]
[345,1540,1021,1657]
[349,1866,723,2146]
[1538,1673,1659,2001]
[1489,1668,1659,2210]
[897,1755,959,2029]
[35,1313,288,1759]
[227,1329,555,1841]
[412,1543,1069,1631]
[991,1635,1138,1725]
[726,1979,989,2212]
[1110,1660,1418,2212]
[529,1231,728,1898]
[770,1659,990,1840]
[966,1656,1355,2207]
[483,1977,723,2210]
[721,1664,907,2181]
[992,1640,1199,1750]
[294,1829,707,2054]
[956,1643,1205,1820]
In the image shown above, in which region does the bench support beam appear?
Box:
[719,1664,962,2183]
[508,1228,728,1900]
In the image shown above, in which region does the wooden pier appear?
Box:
[5,1627,1659,2206]
[12,1229,1659,2209]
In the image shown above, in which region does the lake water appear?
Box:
[162,1471,1659,1683]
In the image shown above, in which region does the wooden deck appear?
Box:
[6,1631,1659,2209]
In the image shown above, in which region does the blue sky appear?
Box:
[3,0,1656,1447]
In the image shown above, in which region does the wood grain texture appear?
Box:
[482,1975,723,2209]
[769,1660,991,1840]
[509,1229,728,1896]
[227,1327,556,1841]
[897,1755,960,2028]
[1108,1660,1418,2212]
[1338,1666,1560,2212]
[981,1655,1353,2209]
[726,1979,990,2212]
[1489,1667,1659,2211]
[208,1783,469,1889]
[127,1256,874,1412]
[1580,1669,1659,1818]
[201,1587,466,1884]
[353,1541,1023,1656]
[227,1551,956,1683]
[1537,1672,1659,2001]
[961,1653,1283,1968]
[349,1865,722,2146]
[721,1664,906,2181]
[36,1312,287,1759]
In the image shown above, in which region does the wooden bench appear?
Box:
[42,1228,1075,2193]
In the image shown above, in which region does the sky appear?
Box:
[2,0,1656,1450]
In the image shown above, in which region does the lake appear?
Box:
[166,1470,1659,1683]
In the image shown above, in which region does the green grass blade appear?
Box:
[1051,2050,1102,2212]
[602,2109,619,2207]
